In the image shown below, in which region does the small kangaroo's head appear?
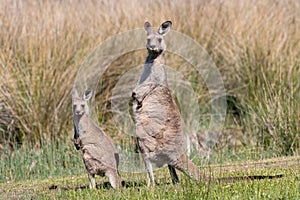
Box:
[72,89,93,117]
[144,21,172,56]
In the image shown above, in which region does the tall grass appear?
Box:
[0,0,299,155]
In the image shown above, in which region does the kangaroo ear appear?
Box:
[83,90,93,101]
[158,21,172,36]
[144,21,152,34]
[72,88,79,98]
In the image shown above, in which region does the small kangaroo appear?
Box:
[72,89,122,189]
[132,21,202,187]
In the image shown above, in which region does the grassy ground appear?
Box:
[1,156,299,199]
[1,141,299,199]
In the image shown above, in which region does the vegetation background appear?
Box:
[0,0,299,199]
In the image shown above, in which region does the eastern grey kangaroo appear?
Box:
[72,89,122,189]
[132,21,201,186]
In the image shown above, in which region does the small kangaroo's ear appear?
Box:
[158,21,172,36]
[83,90,93,101]
[144,21,152,33]
[72,88,79,98]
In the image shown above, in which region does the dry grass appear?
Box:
[0,0,299,154]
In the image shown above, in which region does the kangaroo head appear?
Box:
[144,21,172,56]
[72,89,93,117]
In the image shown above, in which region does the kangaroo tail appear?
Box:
[171,155,206,181]
[172,155,284,183]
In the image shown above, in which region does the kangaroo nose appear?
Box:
[149,45,155,50]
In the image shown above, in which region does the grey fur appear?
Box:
[132,21,202,186]
[72,89,122,189]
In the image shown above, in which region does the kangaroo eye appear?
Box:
[147,39,150,43]
[158,38,162,43]
[81,104,85,108]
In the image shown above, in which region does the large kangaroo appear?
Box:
[132,21,201,186]
[72,89,122,189]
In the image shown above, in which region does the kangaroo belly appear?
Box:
[134,85,186,163]
[82,148,116,176]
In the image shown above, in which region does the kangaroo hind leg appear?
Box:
[106,170,122,189]
[143,158,155,187]
[88,173,96,189]
[168,165,179,184]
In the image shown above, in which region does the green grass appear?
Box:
[0,139,287,184]
[1,141,299,199]
[0,139,84,183]
[0,160,298,199]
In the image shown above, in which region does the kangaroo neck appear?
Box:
[74,114,88,130]
[146,51,165,63]
[73,114,81,126]
[139,52,168,87]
